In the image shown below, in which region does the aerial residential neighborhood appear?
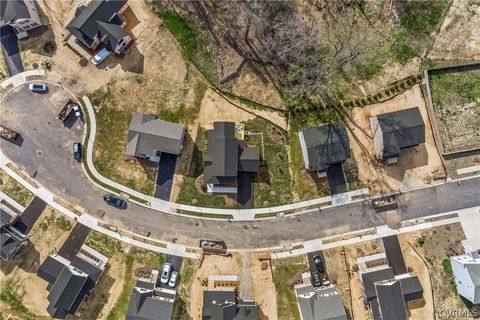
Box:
[0,0,479,319]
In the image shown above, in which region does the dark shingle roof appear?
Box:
[360,267,395,301]
[126,288,176,320]
[374,107,425,160]
[201,290,259,320]
[204,122,259,185]
[299,123,351,171]
[66,0,127,49]
[0,226,27,260]
[295,285,348,320]
[37,255,68,284]
[375,281,407,320]
[0,0,30,24]
[126,113,185,157]
[47,267,88,313]
[398,275,423,302]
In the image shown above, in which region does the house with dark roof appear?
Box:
[66,0,131,54]
[0,202,26,261]
[202,289,259,320]
[204,122,260,194]
[299,123,351,173]
[125,112,185,161]
[369,107,425,163]
[126,269,176,320]
[294,283,348,320]
[37,245,108,319]
[451,248,480,304]
[358,253,424,320]
[0,0,42,38]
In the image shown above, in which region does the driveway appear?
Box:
[382,235,407,275]
[13,196,46,234]
[154,153,177,201]
[307,250,326,278]
[0,25,23,76]
[1,84,480,249]
[58,224,91,261]
[237,172,254,209]
[326,163,348,195]
[159,254,183,289]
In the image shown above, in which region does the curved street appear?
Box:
[1,83,480,249]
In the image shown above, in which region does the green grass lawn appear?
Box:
[0,278,36,320]
[0,169,34,207]
[244,118,293,207]
[272,256,309,320]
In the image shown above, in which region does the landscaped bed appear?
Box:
[429,68,480,153]
[0,169,34,207]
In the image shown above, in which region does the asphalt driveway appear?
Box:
[13,196,46,234]
[58,224,91,260]
[326,163,348,195]
[154,153,177,201]
[0,25,23,76]
[237,172,254,209]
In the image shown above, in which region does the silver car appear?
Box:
[168,271,178,287]
[160,263,172,284]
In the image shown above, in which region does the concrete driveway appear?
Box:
[1,84,480,249]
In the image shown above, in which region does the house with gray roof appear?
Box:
[358,253,424,320]
[0,0,42,38]
[125,112,185,161]
[202,289,259,320]
[204,122,260,193]
[126,269,176,320]
[451,248,480,304]
[294,283,348,320]
[299,122,351,172]
[0,223,27,260]
[66,0,131,54]
[37,245,108,319]
[369,107,425,163]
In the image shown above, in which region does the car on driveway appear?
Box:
[168,271,178,287]
[313,255,325,273]
[91,48,110,66]
[103,194,127,209]
[28,83,47,93]
[312,272,322,287]
[161,263,172,284]
[73,143,81,161]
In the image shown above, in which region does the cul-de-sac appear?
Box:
[1,0,479,319]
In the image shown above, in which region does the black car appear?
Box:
[73,143,82,161]
[103,194,127,209]
[313,255,325,273]
[312,272,322,286]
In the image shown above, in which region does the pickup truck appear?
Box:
[0,125,18,141]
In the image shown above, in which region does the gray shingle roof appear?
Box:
[126,113,185,157]
[295,285,348,320]
[299,123,351,171]
[125,288,175,320]
[47,267,88,312]
[202,290,258,320]
[66,0,127,49]
[204,122,259,185]
[375,281,407,320]
[0,225,27,260]
[398,275,423,302]
[0,0,30,24]
[360,267,395,301]
[0,207,17,227]
[374,107,425,160]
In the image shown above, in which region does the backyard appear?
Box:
[429,67,480,153]
[272,255,309,320]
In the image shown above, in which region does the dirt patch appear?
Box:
[428,0,480,61]
[348,84,445,194]
[0,207,74,317]
[250,254,277,320]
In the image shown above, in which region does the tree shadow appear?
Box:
[1,134,24,147]
[0,240,40,276]
[175,130,197,177]
[119,45,144,74]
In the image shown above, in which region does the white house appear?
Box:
[451,248,480,304]
[0,0,42,38]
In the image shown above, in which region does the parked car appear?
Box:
[91,48,110,66]
[28,83,47,93]
[313,255,325,273]
[103,194,127,209]
[161,263,172,284]
[73,142,82,161]
[168,271,178,287]
[73,105,82,118]
[312,272,322,286]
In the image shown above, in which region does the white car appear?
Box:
[29,83,47,93]
[73,105,82,118]
[91,48,110,66]
[160,263,172,284]
[168,271,178,288]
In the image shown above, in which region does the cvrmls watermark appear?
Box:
[434,309,479,318]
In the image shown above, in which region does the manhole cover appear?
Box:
[36,150,43,156]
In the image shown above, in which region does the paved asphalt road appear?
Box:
[1,85,480,249]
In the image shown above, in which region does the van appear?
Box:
[91,48,110,66]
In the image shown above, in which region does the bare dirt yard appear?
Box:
[428,0,480,61]
[348,84,445,194]
[402,223,471,314]
[189,253,277,320]
[0,207,74,319]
